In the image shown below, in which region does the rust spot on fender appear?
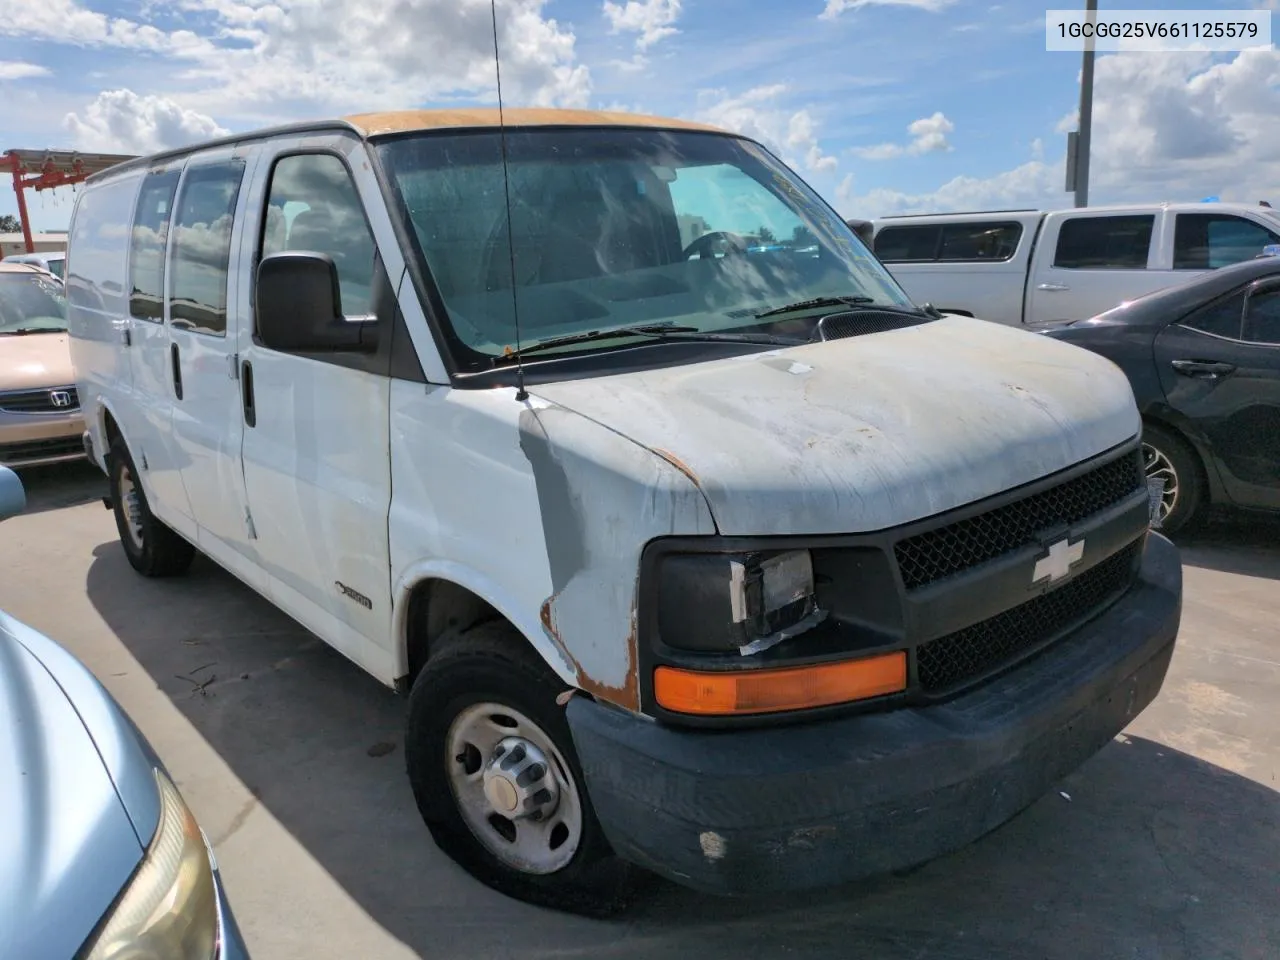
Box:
[540,594,640,713]
[653,447,702,492]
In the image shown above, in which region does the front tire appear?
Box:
[1142,423,1205,535]
[108,438,195,577]
[404,622,637,915]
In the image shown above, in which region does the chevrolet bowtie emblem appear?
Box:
[1033,537,1085,585]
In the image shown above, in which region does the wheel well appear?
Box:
[102,408,122,460]
[402,580,501,689]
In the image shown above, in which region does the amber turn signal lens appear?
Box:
[653,652,907,716]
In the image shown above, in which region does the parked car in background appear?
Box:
[871,202,1280,326]
[3,250,66,279]
[1044,256,1280,533]
[0,262,85,468]
[0,465,250,959]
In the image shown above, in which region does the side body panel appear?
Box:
[388,384,716,708]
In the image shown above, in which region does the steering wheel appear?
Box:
[682,231,750,261]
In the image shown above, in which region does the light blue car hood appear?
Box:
[0,612,161,960]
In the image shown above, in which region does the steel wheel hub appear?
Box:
[446,702,583,875]
[119,467,145,547]
[482,737,559,820]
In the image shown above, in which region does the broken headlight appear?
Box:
[655,549,826,656]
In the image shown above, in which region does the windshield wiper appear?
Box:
[0,327,66,336]
[498,324,802,362]
[755,295,876,319]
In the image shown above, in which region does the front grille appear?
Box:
[895,451,1144,590]
[916,539,1143,694]
[817,309,931,341]
[0,435,84,464]
[0,386,80,414]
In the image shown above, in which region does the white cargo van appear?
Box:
[67,109,1182,910]
[872,203,1280,325]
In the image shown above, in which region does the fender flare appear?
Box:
[391,559,576,688]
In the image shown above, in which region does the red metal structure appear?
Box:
[5,149,136,253]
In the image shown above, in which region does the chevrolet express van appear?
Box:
[67,109,1183,911]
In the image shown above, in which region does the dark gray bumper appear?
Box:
[566,533,1182,897]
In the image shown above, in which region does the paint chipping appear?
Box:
[540,594,640,713]
[699,831,727,861]
[653,447,702,492]
[788,361,813,375]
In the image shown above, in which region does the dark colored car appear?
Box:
[1044,256,1280,533]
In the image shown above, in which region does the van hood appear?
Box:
[0,332,76,391]
[530,316,1140,536]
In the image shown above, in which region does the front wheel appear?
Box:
[404,622,637,914]
[108,438,195,577]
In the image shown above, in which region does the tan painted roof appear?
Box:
[342,108,728,138]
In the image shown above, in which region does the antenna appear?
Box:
[490,0,529,402]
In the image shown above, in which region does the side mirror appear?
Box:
[255,252,376,353]
[0,466,26,522]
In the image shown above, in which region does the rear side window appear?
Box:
[260,153,376,317]
[1174,214,1280,270]
[1244,287,1280,344]
[1182,292,1243,339]
[1053,215,1154,269]
[874,225,939,262]
[66,175,137,318]
[938,222,1021,262]
[168,161,245,337]
[129,169,180,321]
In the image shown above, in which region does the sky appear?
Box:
[1,0,1278,233]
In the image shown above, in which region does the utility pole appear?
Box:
[1074,0,1097,208]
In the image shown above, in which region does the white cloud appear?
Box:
[841,157,1065,218]
[63,90,229,154]
[821,0,954,20]
[609,54,650,73]
[0,61,51,80]
[694,84,838,174]
[1,0,591,118]
[1084,48,1280,201]
[602,0,681,50]
[1030,137,1044,161]
[852,111,954,160]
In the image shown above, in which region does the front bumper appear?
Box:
[0,407,86,467]
[566,532,1182,896]
[214,866,251,959]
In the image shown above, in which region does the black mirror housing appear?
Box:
[255,252,375,353]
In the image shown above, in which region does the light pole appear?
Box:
[1066,0,1098,208]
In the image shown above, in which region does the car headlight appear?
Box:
[656,548,824,656]
[83,769,218,960]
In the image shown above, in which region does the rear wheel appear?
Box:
[109,438,195,577]
[405,621,637,915]
[1142,423,1205,535]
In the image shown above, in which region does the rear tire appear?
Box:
[404,621,638,915]
[1142,423,1205,536]
[108,438,195,577]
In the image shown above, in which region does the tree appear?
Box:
[0,214,21,233]
[756,225,776,243]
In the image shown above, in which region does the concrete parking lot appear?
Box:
[3,462,1277,960]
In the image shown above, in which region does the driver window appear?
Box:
[669,164,805,255]
[260,153,376,317]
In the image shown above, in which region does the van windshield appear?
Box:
[376,127,913,370]
[0,272,68,334]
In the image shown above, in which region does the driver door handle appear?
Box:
[1037,282,1069,291]
[1171,359,1236,380]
